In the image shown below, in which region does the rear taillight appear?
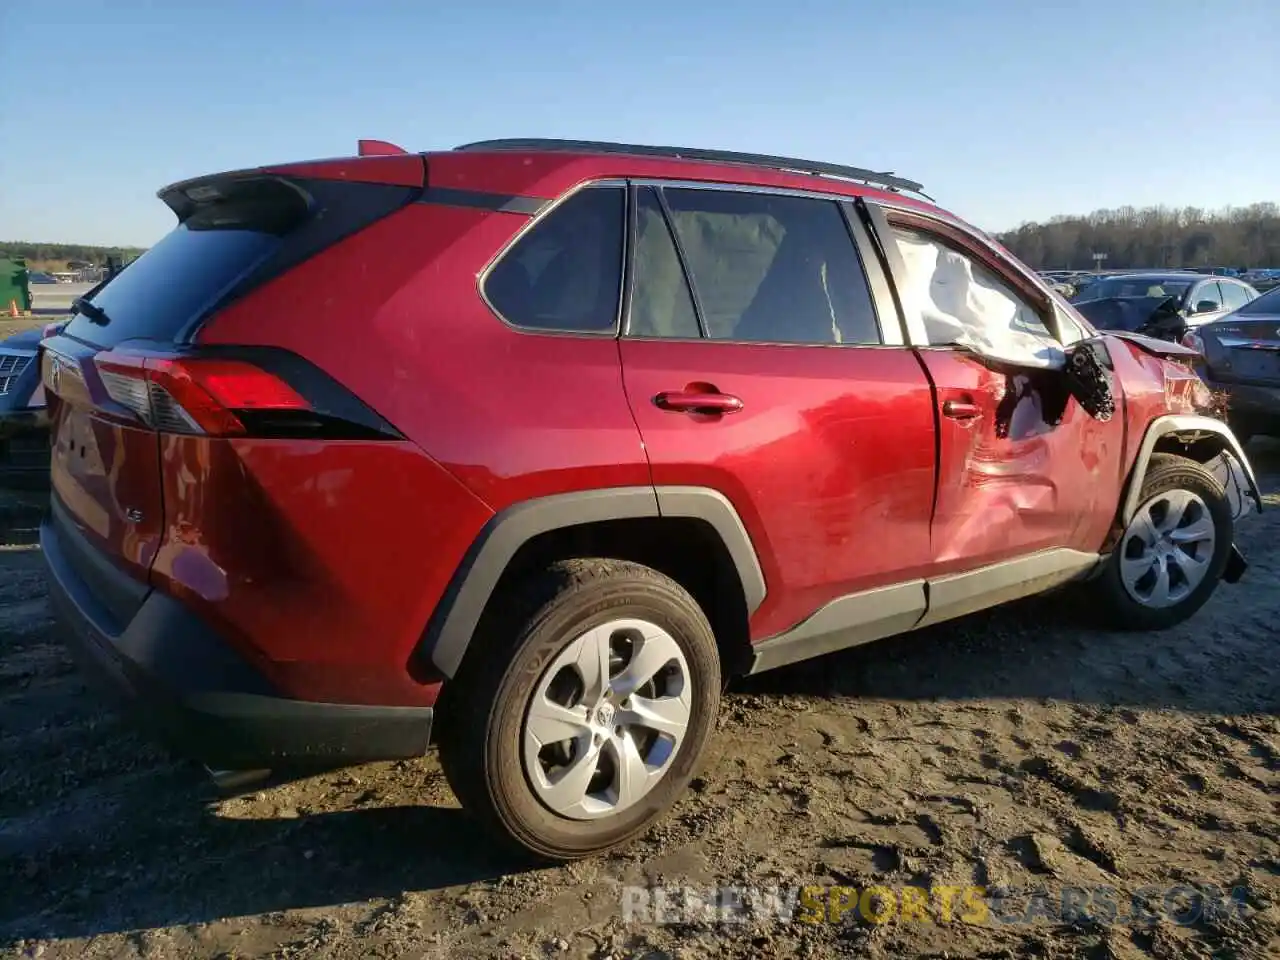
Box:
[94,352,309,437]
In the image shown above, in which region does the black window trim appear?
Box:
[620,178,894,349]
[652,186,712,339]
[620,183,707,340]
[477,178,629,338]
[839,201,903,346]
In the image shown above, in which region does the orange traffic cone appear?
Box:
[7,300,18,318]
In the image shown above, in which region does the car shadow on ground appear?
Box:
[3,771,544,941]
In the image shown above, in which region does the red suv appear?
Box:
[40,138,1261,860]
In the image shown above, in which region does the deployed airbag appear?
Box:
[894,230,1065,369]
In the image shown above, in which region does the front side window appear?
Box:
[484,186,625,333]
[889,225,1061,368]
[1192,281,1224,313]
[660,188,881,345]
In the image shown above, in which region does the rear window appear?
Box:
[1079,277,1193,301]
[63,225,280,347]
[65,175,414,348]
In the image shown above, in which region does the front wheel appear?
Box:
[1093,453,1233,631]
[437,559,721,861]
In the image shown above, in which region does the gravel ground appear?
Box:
[1,446,1278,960]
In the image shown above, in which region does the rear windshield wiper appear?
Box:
[71,297,112,326]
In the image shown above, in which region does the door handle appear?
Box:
[942,399,982,420]
[654,390,744,415]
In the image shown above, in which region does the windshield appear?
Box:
[1075,277,1193,302]
[1237,284,1280,315]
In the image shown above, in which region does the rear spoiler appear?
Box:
[158,153,424,221]
[1107,331,1200,359]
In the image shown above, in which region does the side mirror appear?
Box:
[1193,300,1220,315]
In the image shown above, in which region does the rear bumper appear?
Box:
[41,512,433,770]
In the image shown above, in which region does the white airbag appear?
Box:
[895,233,1065,370]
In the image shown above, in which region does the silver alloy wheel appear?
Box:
[522,618,692,821]
[1118,488,1217,608]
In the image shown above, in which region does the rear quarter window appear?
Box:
[483,186,625,333]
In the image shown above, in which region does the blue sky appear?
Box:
[1,0,1275,246]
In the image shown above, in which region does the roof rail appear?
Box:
[453,138,926,196]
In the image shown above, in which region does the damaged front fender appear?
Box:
[1120,415,1263,528]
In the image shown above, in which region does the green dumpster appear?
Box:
[0,258,32,314]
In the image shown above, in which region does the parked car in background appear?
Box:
[1183,284,1280,445]
[39,137,1260,861]
[1072,272,1260,341]
[0,327,50,488]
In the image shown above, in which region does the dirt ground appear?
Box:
[1,448,1278,960]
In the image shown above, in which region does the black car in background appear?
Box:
[1185,284,1280,445]
[1072,272,1260,341]
[0,327,50,488]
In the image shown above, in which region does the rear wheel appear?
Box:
[437,559,721,861]
[1093,453,1233,630]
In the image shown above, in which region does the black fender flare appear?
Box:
[1120,414,1262,526]
[418,486,766,678]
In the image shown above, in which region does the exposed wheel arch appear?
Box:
[1119,415,1261,528]
[417,486,765,679]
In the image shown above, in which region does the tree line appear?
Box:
[0,242,147,266]
[996,203,1280,271]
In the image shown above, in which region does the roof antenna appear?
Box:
[358,139,408,156]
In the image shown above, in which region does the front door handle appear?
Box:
[942,399,982,420]
[654,390,744,415]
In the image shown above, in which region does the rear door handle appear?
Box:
[942,400,982,420]
[654,390,744,415]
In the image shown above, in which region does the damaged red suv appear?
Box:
[41,138,1261,860]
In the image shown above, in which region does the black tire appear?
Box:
[1093,453,1233,631]
[436,558,721,861]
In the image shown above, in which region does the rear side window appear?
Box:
[485,186,625,333]
[661,188,881,345]
[628,188,700,338]
[64,176,414,348]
